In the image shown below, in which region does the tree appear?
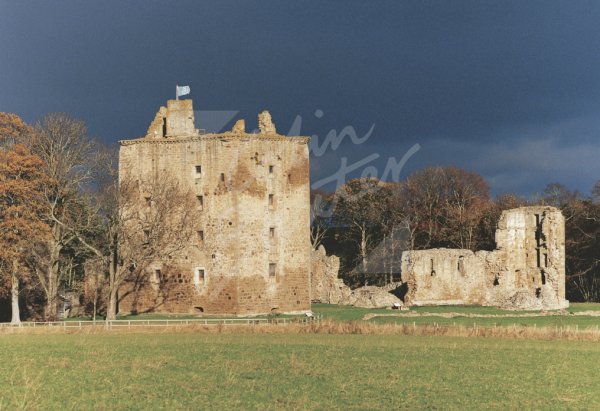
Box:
[26,113,97,320]
[0,113,31,144]
[541,183,578,209]
[562,198,600,301]
[442,167,491,250]
[0,143,49,324]
[310,189,333,249]
[402,166,491,250]
[332,178,394,286]
[591,181,600,204]
[75,167,200,320]
[402,166,448,249]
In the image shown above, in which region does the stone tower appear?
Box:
[118,99,311,315]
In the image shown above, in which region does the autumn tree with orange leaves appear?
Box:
[0,114,49,324]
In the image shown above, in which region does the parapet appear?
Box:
[141,99,288,141]
[146,99,197,138]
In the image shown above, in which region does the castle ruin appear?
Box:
[118,99,311,315]
[401,206,568,310]
[312,206,568,310]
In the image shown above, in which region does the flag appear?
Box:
[176,85,191,97]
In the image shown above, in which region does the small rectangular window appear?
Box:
[195,165,202,174]
[220,173,225,182]
[144,196,151,206]
[268,194,274,207]
[269,263,277,277]
[143,229,150,243]
[269,165,274,174]
[197,195,204,209]
[193,267,206,287]
[198,230,204,242]
[269,227,275,239]
[154,269,162,283]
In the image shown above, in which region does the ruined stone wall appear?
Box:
[401,249,487,306]
[310,245,403,308]
[486,206,567,310]
[310,245,346,304]
[400,206,568,310]
[118,99,311,315]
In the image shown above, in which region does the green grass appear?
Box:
[311,303,600,329]
[311,303,533,320]
[1,332,599,410]
[565,302,600,312]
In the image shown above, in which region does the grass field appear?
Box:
[1,332,599,410]
[311,303,600,329]
[58,303,600,331]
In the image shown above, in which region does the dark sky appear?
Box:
[2,1,600,196]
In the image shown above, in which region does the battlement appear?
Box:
[139,99,290,141]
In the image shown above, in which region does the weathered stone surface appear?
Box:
[401,248,487,306]
[310,245,345,303]
[258,110,276,134]
[310,245,403,308]
[231,119,245,134]
[401,206,569,310]
[344,283,404,309]
[118,99,311,316]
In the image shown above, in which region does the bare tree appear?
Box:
[310,189,333,249]
[75,167,199,320]
[26,113,97,320]
[333,178,393,285]
[402,166,491,250]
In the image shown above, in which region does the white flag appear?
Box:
[176,85,191,97]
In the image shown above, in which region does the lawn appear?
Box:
[0,332,599,410]
[312,303,600,329]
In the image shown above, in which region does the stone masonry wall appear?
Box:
[400,206,568,310]
[400,249,487,306]
[118,99,311,316]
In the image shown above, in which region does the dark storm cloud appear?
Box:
[1,0,600,195]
